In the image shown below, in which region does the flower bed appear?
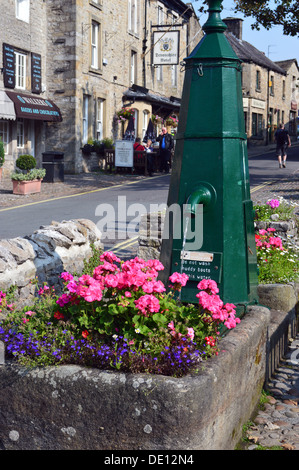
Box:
[0,252,240,377]
[254,198,299,284]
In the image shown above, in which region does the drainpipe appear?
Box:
[142,0,148,88]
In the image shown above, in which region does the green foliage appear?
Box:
[0,137,4,167]
[16,154,37,171]
[254,201,295,222]
[234,0,299,37]
[11,168,46,181]
[101,138,114,149]
[257,241,299,284]
[81,244,103,275]
[255,199,299,284]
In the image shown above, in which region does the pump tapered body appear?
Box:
[159,0,258,308]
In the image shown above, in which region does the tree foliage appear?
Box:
[234,0,299,36]
[196,0,299,37]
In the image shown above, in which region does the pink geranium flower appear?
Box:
[134,294,160,317]
[197,279,219,294]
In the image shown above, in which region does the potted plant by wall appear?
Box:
[93,139,105,156]
[0,138,4,181]
[11,154,46,195]
[81,140,94,155]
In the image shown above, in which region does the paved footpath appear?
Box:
[242,334,299,450]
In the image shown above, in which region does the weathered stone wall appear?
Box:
[0,304,270,450]
[0,218,103,310]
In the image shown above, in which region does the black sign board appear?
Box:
[31,52,42,94]
[3,43,15,88]
[172,250,223,284]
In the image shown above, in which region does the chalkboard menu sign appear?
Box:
[3,43,15,88]
[31,52,42,94]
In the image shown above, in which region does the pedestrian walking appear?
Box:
[274,123,291,168]
[157,127,173,173]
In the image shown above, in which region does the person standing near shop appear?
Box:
[145,139,154,176]
[275,123,291,168]
[157,127,174,173]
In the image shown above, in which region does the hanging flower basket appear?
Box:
[165,116,179,128]
[116,107,135,122]
[151,114,164,125]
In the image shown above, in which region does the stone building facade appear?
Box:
[0,0,201,175]
[45,0,202,173]
[0,0,63,176]
[224,18,299,146]
[1,5,297,177]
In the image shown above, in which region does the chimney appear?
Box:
[223,17,243,40]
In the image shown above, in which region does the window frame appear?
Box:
[15,51,26,90]
[128,0,138,35]
[255,70,261,92]
[142,110,149,140]
[17,118,25,149]
[91,20,100,70]
[251,112,263,137]
[16,0,30,23]
[0,121,10,154]
[130,50,137,86]
[83,94,89,144]
[96,98,104,141]
[269,75,274,96]
[171,64,178,87]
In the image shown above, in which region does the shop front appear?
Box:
[0,90,62,176]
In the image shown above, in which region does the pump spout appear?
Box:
[185,185,212,215]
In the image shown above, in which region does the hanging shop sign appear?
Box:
[3,43,15,89]
[152,31,180,66]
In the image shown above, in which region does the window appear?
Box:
[15,51,26,89]
[17,119,24,148]
[255,70,261,91]
[282,80,286,99]
[252,113,263,137]
[133,109,138,137]
[157,3,164,25]
[276,109,280,127]
[142,110,149,139]
[269,75,274,96]
[171,64,178,87]
[128,0,137,34]
[130,50,137,85]
[156,65,163,82]
[16,0,29,22]
[0,121,9,154]
[83,95,89,143]
[91,21,100,69]
[96,98,104,140]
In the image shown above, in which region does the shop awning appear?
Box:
[123,85,181,116]
[0,90,16,120]
[5,91,62,122]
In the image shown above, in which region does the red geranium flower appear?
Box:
[54,311,64,320]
